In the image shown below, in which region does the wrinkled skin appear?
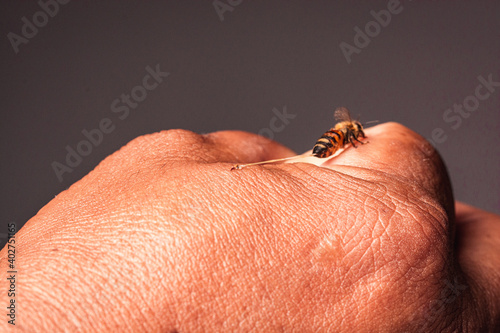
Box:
[1,123,499,332]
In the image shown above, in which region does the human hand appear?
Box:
[1,123,499,332]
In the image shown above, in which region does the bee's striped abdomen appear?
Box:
[312,129,344,158]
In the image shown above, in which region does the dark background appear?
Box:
[1,0,499,249]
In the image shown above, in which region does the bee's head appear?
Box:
[354,121,363,132]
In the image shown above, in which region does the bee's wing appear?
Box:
[334,107,353,122]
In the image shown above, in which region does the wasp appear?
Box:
[231,107,368,170]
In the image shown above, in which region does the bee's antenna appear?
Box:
[231,154,314,170]
[364,120,379,125]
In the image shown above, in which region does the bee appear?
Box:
[312,107,366,158]
[231,107,368,170]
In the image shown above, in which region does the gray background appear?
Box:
[1,0,499,249]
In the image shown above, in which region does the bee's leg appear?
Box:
[349,135,359,148]
[353,136,366,145]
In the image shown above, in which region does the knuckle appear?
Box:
[130,129,204,150]
[118,129,207,162]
